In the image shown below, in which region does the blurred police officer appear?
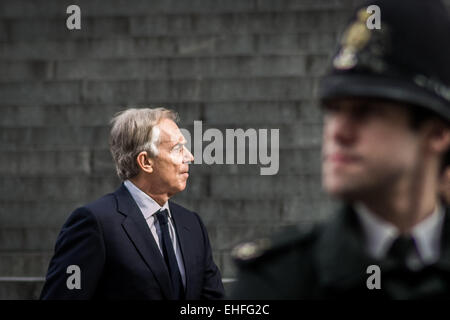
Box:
[231,0,450,299]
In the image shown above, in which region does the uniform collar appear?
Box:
[123,180,171,219]
[354,202,444,264]
[315,204,450,290]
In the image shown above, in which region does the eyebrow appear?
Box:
[171,139,186,149]
[161,133,184,146]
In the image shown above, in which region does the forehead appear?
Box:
[157,118,185,145]
[324,97,408,110]
[323,97,415,129]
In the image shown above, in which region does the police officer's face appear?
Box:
[322,97,423,200]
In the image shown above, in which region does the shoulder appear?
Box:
[84,193,116,214]
[230,223,323,299]
[62,193,116,231]
[232,223,321,267]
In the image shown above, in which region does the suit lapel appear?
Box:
[114,184,173,299]
[169,201,193,299]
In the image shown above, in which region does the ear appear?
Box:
[136,151,153,174]
[427,121,450,154]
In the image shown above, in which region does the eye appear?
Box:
[172,144,183,153]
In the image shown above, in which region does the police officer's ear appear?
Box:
[425,120,450,155]
[136,151,154,174]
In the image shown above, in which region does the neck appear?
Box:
[359,161,439,234]
[129,176,170,207]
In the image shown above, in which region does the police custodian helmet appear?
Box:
[319,0,450,121]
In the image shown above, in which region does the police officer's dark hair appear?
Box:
[404,103,450,174]
[407,104,445,130]
[441,149,450,174]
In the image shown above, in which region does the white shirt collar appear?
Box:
[354,202,444,264]
[123,180,171,219]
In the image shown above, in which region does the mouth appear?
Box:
[325,152,361,165]
[180,170,189,177]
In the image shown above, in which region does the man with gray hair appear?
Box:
[40,107,224,300]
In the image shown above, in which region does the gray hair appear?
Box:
[109,107,179,180]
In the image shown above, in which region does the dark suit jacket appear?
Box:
[40,184,224,300]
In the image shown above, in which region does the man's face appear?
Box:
[322,97,423,200]
[150,118,194,197]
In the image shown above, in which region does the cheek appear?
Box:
[168,151,184,165]
[322,121,332,140]
[322,124,333,152]
[361,127,418,167]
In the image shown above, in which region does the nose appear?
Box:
[183,146,194,163]
[324,111,358,146]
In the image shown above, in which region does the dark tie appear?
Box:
[383,235,438,298]
[155,209,184,299]
[386,235,421,271]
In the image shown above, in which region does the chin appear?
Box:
[323,177,363,200]
[167,182,187,196]
[177,182,187,192]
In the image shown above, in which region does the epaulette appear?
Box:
[231,224,318,266]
